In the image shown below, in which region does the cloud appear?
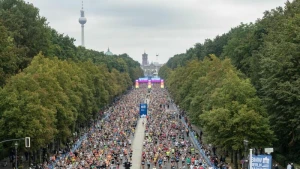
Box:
[25,0,287,64]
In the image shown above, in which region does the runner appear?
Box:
[49,88,148,168]
[141,83,210,169]
[46,83,212,169]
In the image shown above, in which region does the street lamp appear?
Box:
[15,142,18,169]
[243,140,249,169]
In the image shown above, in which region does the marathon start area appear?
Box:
[140,103,147,118]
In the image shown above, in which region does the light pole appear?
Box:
[15,142,18,169]
[249,149,253,169]
[243,140,249,169]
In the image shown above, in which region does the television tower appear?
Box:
[78,1,87,47]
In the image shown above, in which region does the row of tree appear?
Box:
[160,0,300,165]
[0,0,143,159]
[0,0,143,87]
[162,56,274,169]
[0,54,133,149]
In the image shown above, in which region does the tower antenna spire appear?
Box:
[79,0,87,47]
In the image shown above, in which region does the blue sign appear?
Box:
[140,104,147,118]
[251,155,272,169]
[138,77,149,81]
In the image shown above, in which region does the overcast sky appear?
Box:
[25,0,287,64]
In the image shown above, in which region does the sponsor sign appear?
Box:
[140,104,147,118]
[251,155,272,169]
[138,77,149,83]
[151,77,161,83]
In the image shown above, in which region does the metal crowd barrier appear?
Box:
[180,117,214,168]
[168,94,217,169]
[172,103,217,169]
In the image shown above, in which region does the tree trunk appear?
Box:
[231,149,234,163]
[33,150,37,164]
[39,149,42,163]
[52,139,55,152]
[28,150,31,167]
[57,138,60,150]
[234,150,238,169]
[238,149,242,169]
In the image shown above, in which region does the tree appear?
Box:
[0,21,21,86]
[0,72,57,149]
[162,55,275,168]
[0,0,51,69]
[160,0,300,164]
[259,3,300,159]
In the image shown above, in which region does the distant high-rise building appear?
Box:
[142,51,148,66]
[78,1,87,47]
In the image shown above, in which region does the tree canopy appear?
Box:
[160,0,300,164]
[0,54,136,149]
[165,55,274,150]
[0,0,143,153]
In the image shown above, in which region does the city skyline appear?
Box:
[25,0,287,64]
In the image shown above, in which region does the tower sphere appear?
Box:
[79,17,87,24]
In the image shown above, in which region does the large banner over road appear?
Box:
[140,103,147,118]
[138,77,148,83]
[151,77,161,83]
[137,77,164,83]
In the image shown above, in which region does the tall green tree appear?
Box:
[0,72,57,149]
[259,1,300,159]
[160,0,300,163]
[162,55,275,168]
[0,0,51,69]
[0,21,22,86]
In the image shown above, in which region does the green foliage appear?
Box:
[161,0,300,163]
[163,55,275,168]
[0,21,22,86]
[0,72,57,148]
[0,0,143,152]
[258,1,300,160]
[164,55,274,151]
[0,0,51,69]
[165,34,230,70]
[0,54,135,150]
[74,48,142,83]
[48,29,77,60]
[158,65,172,81]
[0,0,143,86]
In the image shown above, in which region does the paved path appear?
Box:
[131,118,146,169]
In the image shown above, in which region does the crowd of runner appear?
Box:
[47,87,147,169]
[40,84,216,169]
[141,85,210,169]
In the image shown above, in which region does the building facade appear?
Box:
[142,52,148,66]
[141,51,162,77]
